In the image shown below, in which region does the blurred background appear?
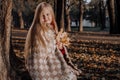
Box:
[0,0,120,80]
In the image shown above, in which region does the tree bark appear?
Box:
[99,0,106,30]
[13,0,25,29]
[56,0,65,31]
[0,0,12,80]
[107,0,116,34]
[18,10,24,29]
[79,0,83,32]
[115,0,120,34]
[65,0,71,31]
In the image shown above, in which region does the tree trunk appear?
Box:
[79,0,83,32]
[115,0,120,34]
[13,0,25,29]
[56,0,64,31]
[66,10,71,31]
[65,0,71,31]
[107,0,116,34]
[0,0,12,80]
[99,0,106,30]
[18,10,24,29]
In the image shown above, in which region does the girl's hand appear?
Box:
[56,41,63,49]
[72,66,82,76]
[77,69,82,76]
[56,28,63,49]
[56,28,70,47]
[56,29,63,42]
[74,69,82,76]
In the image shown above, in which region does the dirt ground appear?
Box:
[11,28,120,80]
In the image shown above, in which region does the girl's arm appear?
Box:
[60,46,82,75]
[62,46,78,70]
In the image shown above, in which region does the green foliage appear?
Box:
[70,5,79,20]
[84,7,99,22]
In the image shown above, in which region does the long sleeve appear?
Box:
[62,46,79,71]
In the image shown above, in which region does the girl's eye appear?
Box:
[43,15,45,18]
[47,13,49,16]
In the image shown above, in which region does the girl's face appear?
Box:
[40,8,52,25]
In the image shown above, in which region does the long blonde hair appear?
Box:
[24,2,58,58]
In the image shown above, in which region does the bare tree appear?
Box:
[0,0,12,80]
[107,0,116,34]
[79,0,83,32]
[56,0,65,31]
[65,0,70,31]
[115,0,120,34]
[13,0,24,29]
[64,0,76,31]
[99,0,106,30]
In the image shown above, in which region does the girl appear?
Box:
[24,2,81,80]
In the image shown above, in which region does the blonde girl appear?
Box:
[24,2,80,80]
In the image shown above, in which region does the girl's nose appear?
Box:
[43,15,47,21]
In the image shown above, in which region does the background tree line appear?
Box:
[0,0,120,80]
[11,0,120,34]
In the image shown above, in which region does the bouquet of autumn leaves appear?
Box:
[56,28,70,48]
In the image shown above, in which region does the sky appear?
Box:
[86,0,91,3]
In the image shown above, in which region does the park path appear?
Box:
[12,28,120,56]
[12,29,120,43]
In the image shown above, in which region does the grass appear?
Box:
[71,26,109,32]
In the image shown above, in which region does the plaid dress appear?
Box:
[26,28,77,80]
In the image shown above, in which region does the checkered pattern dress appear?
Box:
[26,28,77,80]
